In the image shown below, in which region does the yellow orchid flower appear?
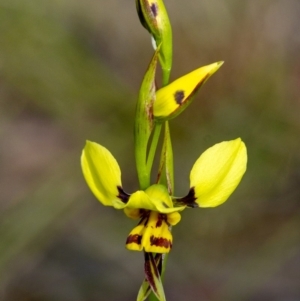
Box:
[81,138,247,254]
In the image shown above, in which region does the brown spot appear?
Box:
[150,235,172,249]
[117,186,130,203]
[150,3,158,17]
[126,234,142,245]
[178,187,198,207]
[174,90,185,104]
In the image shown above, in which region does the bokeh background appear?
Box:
[1,0,300,300]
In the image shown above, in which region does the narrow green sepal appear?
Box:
[137,254,163,301]
[135,46,160,189]
[135,0,172,81]
[144,252,166,301]
[154,61,224,122]
[137,280,152,301]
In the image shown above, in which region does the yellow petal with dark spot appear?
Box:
[190,138,247,207]
[81,141,124,206]
[154,62,223,120]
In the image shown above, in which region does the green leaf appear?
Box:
[135,46,160,189]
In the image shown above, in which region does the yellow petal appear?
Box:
[190,138,247,207]
[81,141,125,206]
[153,61,223,120]
[166,212,181,226]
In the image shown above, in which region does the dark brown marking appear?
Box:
[150,3,158,17]
[155,215,162,228]
[150,235,172,249]
[172,74,210,110]
[138,210,150,225]
[155,214,167,228]
[117,186,130,203]
[174,90,185,105]
[177,187,199,208]
[126,234,142,245]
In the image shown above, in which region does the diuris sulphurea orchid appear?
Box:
[81,138,247,253]
[81,0,248,300]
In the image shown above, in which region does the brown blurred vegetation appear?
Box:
[0,0,300,300]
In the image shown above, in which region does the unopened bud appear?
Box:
[136,0,172,78]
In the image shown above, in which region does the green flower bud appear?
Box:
[136,0,172,79]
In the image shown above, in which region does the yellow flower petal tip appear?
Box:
[81,141,125,206]
[153,61,224,121]
[181,138,247,208]
[126,211,177,253]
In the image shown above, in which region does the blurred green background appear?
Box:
[1,0,300,300]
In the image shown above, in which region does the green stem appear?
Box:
[148,73,173,301]
[162,69,171,87]
[147,66,171,179]
[146,123,162,176]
